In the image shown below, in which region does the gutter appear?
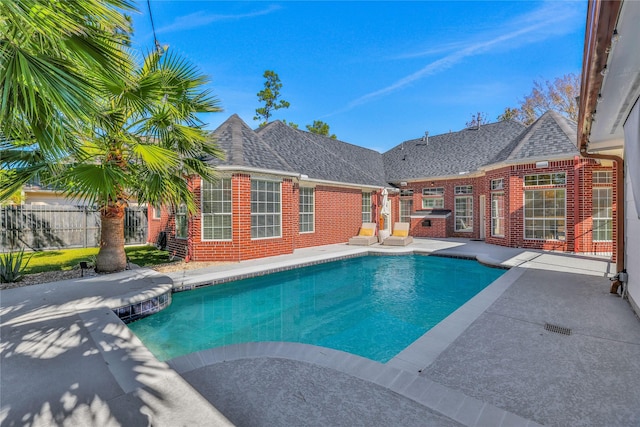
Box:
[216,166,382,191]
[577,0,625,293]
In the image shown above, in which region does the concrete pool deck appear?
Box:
[2,238,639,426]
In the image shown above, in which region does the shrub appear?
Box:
[0,249,32,283]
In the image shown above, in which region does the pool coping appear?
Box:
[163,245,543,426]
[168,341,540,427]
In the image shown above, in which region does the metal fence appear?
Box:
[0,205,148,251]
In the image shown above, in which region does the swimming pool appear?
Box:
[129,255,505,363]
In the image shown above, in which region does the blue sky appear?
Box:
[131,1,586,153]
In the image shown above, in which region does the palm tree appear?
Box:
[3,48,223,272]
[0,0,133,166]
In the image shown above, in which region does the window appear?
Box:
[422,198,444,209]
[362,192,372,222]
[299,187,314,233]
[524,173,566,186]
[491,179,504,191]
[592,187,612,241]
[422,187,444,196]
[175,204,188,239]
[400,189,414,197]
[491,193,504,237]
[524,189,565,240]
[152,206,161,220]
[202,178,232,240]
[455,196,473,232]
[400,199,413,223]
[251,179,281,239]
[422,187,444,210]
[455,185,473,194]
[593,171,612,184]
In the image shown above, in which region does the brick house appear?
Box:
[149,110,616,262]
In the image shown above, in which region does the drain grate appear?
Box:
[544,323,572,335]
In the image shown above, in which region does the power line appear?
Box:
[146,0,163,55]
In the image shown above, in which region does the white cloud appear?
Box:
[156,5,282,34]
[336,1,582,114]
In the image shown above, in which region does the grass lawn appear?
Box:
[19,246,173,274]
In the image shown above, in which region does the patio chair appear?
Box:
[383,223,414,246]
[348,222,378,246]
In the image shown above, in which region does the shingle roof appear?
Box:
[207,112,579,187]
[257,121,387,186]
[206,114,294,172]
[382,120,527,182]
[505,111,578,161]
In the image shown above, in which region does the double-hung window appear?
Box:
[592,171,612,241]
[491,179,504,237]
[491,193,504,237]
[175,204,188,239]
[523,173,566,240]
[422,187,444,209]
[454,188,473,232]
[251,179,281,239]
[299,187,315,233]
[362,192,372,222]
[202,178,232,240]
[400,199,413,223]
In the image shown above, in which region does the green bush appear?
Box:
[0,249,31,283]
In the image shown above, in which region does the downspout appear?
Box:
[573,156,582,254]
[577,0,625,294]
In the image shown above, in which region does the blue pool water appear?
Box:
[129,255,505,363]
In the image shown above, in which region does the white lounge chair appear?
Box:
[383,222,413,246]
[348,222,378,246]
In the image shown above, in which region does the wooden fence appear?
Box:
[0,205,148,251]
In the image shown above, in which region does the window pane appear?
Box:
[523,189,566,240]
[202,179,232,240]
[299,187,315,233]
[455,196,473,232]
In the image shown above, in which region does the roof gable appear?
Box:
[506,111,579,161]
[207,114,293,172]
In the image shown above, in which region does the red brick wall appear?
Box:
[296,185,366,248]
[397,158,615,256]
[157,158,616,261]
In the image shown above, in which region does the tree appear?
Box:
[497,107,520,121]
[505,73,580,125]
[465,112,489,128]
[0,0,133,169]
[306,120,337,139]
[254,70,290,126]
[285,121,299,129]
[2,49,223,272]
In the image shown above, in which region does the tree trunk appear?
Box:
[96,203,127,273]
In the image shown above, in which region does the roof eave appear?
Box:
[577,0,623,153]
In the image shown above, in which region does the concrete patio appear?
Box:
[2,238,639,426]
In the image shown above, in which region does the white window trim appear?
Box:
[455,196,473,232]
[523,188,567,241]
[592,187,613,242]
[491,192,505,237]
[422,197,444,209]
[299,186,315,234]
[454,185,473,195]
[422,187,444,196]
[362,192,372,223]
[491,179,504,191]
[201,178,233,242]
[251,179,282,240]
